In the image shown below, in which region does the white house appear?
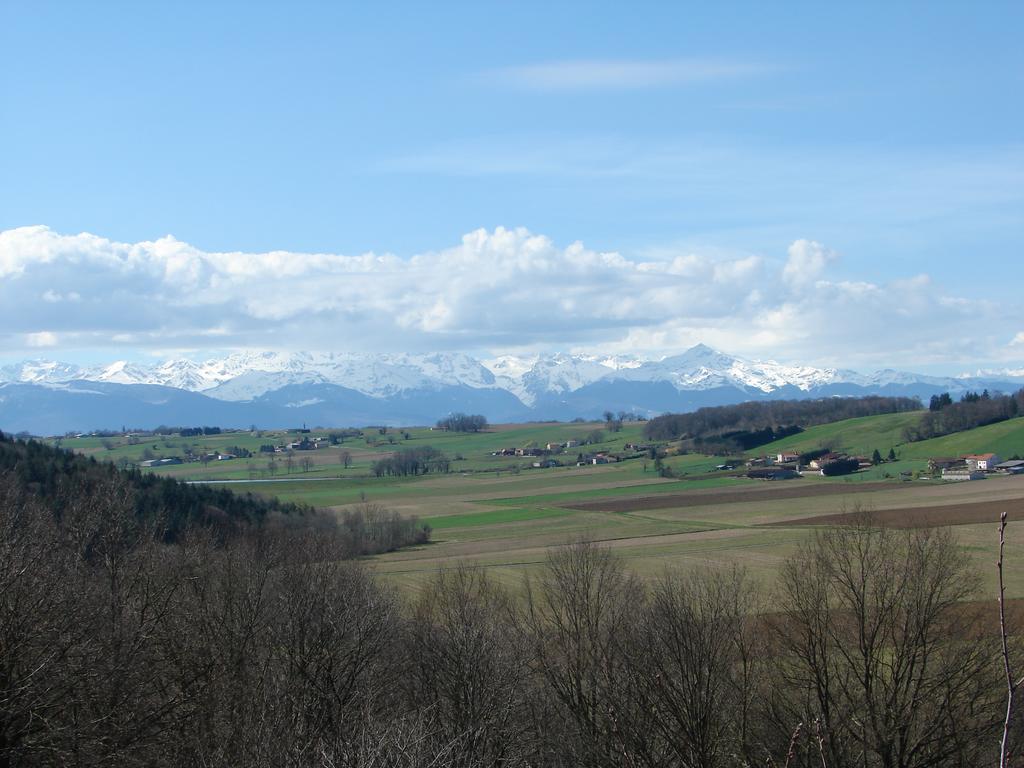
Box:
[965,453,1001,471]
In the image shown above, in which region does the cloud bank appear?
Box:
[0,225,1019,370]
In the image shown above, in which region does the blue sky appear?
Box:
[1,1,1022,371]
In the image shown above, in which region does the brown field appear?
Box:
[767,497,1024,529]
[371,473,1024,599]
[567,480,897,513]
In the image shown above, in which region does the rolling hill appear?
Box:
[751,411,1024,463]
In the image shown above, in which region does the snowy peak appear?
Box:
[3,345,1022,406]
[0,359,84,384]
[483,352,642,405]
[92,361,156,385]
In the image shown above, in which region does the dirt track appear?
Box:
[566,481,897,513]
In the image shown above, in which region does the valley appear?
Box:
[48,408,1024,596]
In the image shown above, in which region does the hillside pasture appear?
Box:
[748,411,923,458]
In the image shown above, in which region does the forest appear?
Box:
[0,478,1016,767]
[0,431,429,553]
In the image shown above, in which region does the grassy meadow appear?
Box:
[50,413,1024,597]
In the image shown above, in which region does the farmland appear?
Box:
[49,411,1024,595]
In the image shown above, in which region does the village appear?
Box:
[743,449,1024,482]
[490,439,659,469]
[138,431,333,468]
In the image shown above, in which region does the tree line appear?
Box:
[0,475,1015,767]
[371,445,451,477]
[904,388,1024,442]
[436,413,488,432]
[643,396,921,443]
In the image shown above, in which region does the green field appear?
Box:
[49,414,1024,596]
[751,411,923,458]
[754,410,1024,464]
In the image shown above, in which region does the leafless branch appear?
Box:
[1000,510,1016,768]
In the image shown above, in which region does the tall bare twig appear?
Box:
[998,510,1024,768]
[783,722,803,768]
[813,717,828,768]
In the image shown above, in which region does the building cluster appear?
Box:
[491,438,654,469]
[743,450,871,480]
[141,452,237,467]
[932,453,1024,481]
[258,436,330,454]
[490,439,581,459]
[138,456,184,468]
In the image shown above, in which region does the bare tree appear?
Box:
[997,510,1024,768]
[773,512,998,768]
[0,479,87,764]
[624,566,764,767]
[524,540,646,766]
[265,536,402,764]
[405,565,534,765]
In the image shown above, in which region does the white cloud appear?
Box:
[25,331,58,347]
[484,58,767,91]
[1011,332,1024,346]
[782,239,838,288]
[0,225,1018,370]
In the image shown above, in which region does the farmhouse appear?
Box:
[581,453,619,465]
[942,467,986,481]
[747,467,799,480]
[777,452,799,464]
[965,453,1001,471]
[139,457,184,468]
[516,447,544,457]
[545,442,562,451]
[808,453,841,470]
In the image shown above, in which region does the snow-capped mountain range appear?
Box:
[2,344,1022,433]
[4,345,1019,402]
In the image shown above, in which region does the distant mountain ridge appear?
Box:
[2,344,1023,433]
